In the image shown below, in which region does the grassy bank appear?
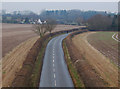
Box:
[62,39,85,88]
[72,32,118,87]
[29,36,52,87]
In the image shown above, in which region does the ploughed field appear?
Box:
[72,32,118,87]
[2,23,81,87]
[2,23,81,57]
[87,32,119,66]
[2,24,37,57]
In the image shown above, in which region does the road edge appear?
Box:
[11,27,85,87]
[62,39,85,88]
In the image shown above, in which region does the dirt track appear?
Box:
[72,32,118,87]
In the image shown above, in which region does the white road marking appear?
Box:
[53,56,54,59]
[53,59,54,62]
[53,68,55,72]
[52,41,57,87]
[53,63,54,67]
[54,73,56,78]
[54,80,56,86]
[112,33,120,42]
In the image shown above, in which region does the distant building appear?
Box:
[37,19,42,24]
[44,21,47,24]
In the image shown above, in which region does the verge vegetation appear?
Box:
[66,31,118,87]
[11,28,83,87]
[62,39,85,87]
[87,32,118,66]
[64,30,118,87]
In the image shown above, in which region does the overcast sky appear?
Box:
[2,2,118,13]
[1,0,119,2]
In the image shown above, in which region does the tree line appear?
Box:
[86,14,118,31]
[40,10,118,31]
[2,9,119,31]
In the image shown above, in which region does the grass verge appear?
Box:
[62,39,85,88]
[29,36,52,87]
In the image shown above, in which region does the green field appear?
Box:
[87,31,118,66]
[88,32,118,49]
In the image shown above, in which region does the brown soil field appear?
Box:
[2,36,39,87]
[87,32,119,66]
[72,32,118,87]
[2,24,37,57]
[2,23,81,57]
[2,23,81,87]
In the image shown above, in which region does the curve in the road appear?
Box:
[39,34,74,87]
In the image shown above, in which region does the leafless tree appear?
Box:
[46,19,57,36]
[76,17,84,26]
[33,18,57,37]
[33,23,48,38]
[87,14,112,30]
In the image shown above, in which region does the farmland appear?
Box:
[2,23,81,87]
[72,32,118,87]
[87,32,119,66]
[2,24,37,57]
[2,23,81,57]
[2,36,39,87]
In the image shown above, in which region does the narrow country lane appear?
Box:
[39,34,74,87]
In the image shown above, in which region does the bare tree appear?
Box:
[33,18,57,37]
[33,23,48,38]
[46,19,57,36]
[87,14,112,30]
[76,17,84,26]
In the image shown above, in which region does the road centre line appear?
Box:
[53,68,55,72]
[53,53,55,56]
[53,59,54,62]
[54,80,56,86]
[54,73,56,78]
[53,63,54,67]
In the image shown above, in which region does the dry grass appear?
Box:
[62,40,85,87]
[2,24,37,57]
[2,23,82,87]
[2,24,82,57]
[87,32,118,66]
[72,32,118,87]
[2,36,39,87]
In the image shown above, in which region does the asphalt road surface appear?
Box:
[39,34,74,87]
